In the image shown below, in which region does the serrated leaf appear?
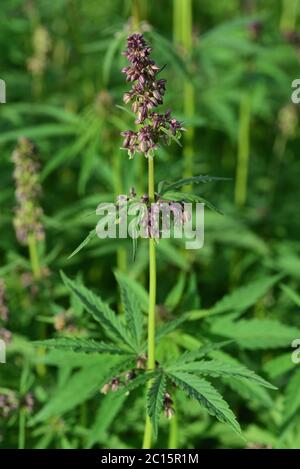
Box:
[155,314,188,342]
[115,272,144,349]
[30,364,109,423]
[147,373,166,438]
[263,353,295,379]
[60,272,135,351]
[283,368,300,422]
[34,337,130,355]
[86,393,126,448]
[103,33,125,84]
[208,274,282,317]
[164,272,186,312]
[162,191,223,214]
[168,371,242,436]
[168,359,276,389]
[211,317,300,349]
[158,175,229,195]
[170,341,233,366]
[68,229,97,259]
[280,284,300,307]
[114,271,149,313]
[226,377,274,410]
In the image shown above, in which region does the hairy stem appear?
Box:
[142,156,157,449]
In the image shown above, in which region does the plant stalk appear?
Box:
[142,156,157,449]
[280,0,299,32]
[174,0,195,179]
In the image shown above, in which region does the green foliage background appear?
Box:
[1,0,300,449]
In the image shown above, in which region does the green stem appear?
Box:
[234,94,251,208]
[131,0,141,31]
[18,408,26,449]
[173,0,194,179]
[173,0,182,43]
[28,233,41,280]
[142,156,157,449]
[280,0,299,32]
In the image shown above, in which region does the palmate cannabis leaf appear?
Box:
[167,371,242,436]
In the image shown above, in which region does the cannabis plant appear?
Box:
[36,33,276,449]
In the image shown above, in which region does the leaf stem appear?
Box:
[142,156,157,449]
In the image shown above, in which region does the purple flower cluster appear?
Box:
[0,392,18,418]
[121,34,184,158]
[12,137,45,245]
[118,188,188,239]
[101,355,147,395]
[0,391,35,419]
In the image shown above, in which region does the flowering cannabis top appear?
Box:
[12,137,45,245]
[121,33,184,158]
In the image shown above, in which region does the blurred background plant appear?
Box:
[1,0,300,449]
